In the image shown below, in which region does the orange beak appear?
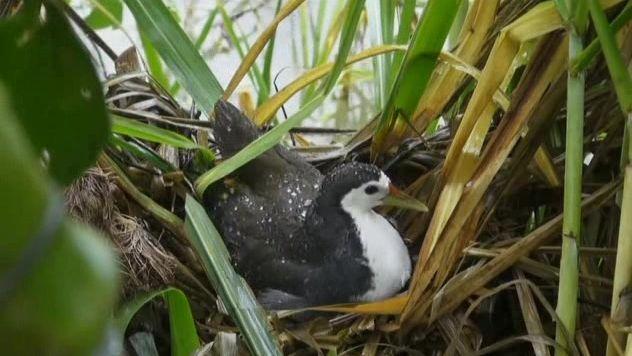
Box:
[382,184,429,212]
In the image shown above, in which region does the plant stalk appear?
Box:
[554,31,585,356]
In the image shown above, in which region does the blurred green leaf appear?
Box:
[85,0,123,29]
[0,86,119,355]
[116,287,200,356]
[373,0,462,154]
[184,196,282,355]
[123,0,223,114]
[0,1,110,184]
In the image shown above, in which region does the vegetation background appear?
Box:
[1,0,631,355]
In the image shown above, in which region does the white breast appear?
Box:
[348,209,411,301]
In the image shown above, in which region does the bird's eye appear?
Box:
[364,185,379,194]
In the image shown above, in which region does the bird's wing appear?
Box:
[212,99,322,208]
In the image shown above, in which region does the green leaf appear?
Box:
[111,115,198,149]
[116,288,200,356]
[373,0,462,154]
[0,1,110,184]
[0,86,119,355]
[184,196,282,355]
[109,135,175,172]
[85,0,123,30]
[171,8,220,95]
[571,2,632,74]
[123,0,223,114]
[140,33,170,89]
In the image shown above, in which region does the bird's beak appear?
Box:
[381,184,429,212]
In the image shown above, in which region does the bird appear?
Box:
[204,100,425,310]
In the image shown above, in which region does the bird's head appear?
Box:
[317,162,427,213]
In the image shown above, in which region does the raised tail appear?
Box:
[212,100,261,157]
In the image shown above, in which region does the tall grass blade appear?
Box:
[184,196,281,355]
[223,0,305,100]
[196,0,364,194]
[111,115,199,149]
[571,2,632,74]
[261,0,283,105]
[254,45,406,125]
[587,0,632,112]
[170,7,219,95]
[139,33,169,89]
[319,0,366,94]
[116,287,200,356]
[372,0,462,155]
[368,0,395,108]
[123,0,223,113]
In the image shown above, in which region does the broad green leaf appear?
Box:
[85,0,123,29]
[0,86,119,355]
[116,288,200,356]
[0,1,110,184]
[111,115,198,149]
[373,0,463,155]
[184,196,282,355]
[123,0,223,114]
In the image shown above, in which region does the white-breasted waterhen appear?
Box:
[204,100,426,310]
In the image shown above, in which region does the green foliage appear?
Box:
[195,0,365,194]
[112,115,199,149]
[116,288,200,356]
[123,0,224,114]
[587,0,632,113]
[373,0,462,153]
[0,2,119,355]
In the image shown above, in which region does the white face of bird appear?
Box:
[340,172,391,212]
[340,171,429,213]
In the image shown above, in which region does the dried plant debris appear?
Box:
[65,168,177,294]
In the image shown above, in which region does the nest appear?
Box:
[65,167,177,295]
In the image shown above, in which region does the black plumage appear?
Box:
[205,100,398,309]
